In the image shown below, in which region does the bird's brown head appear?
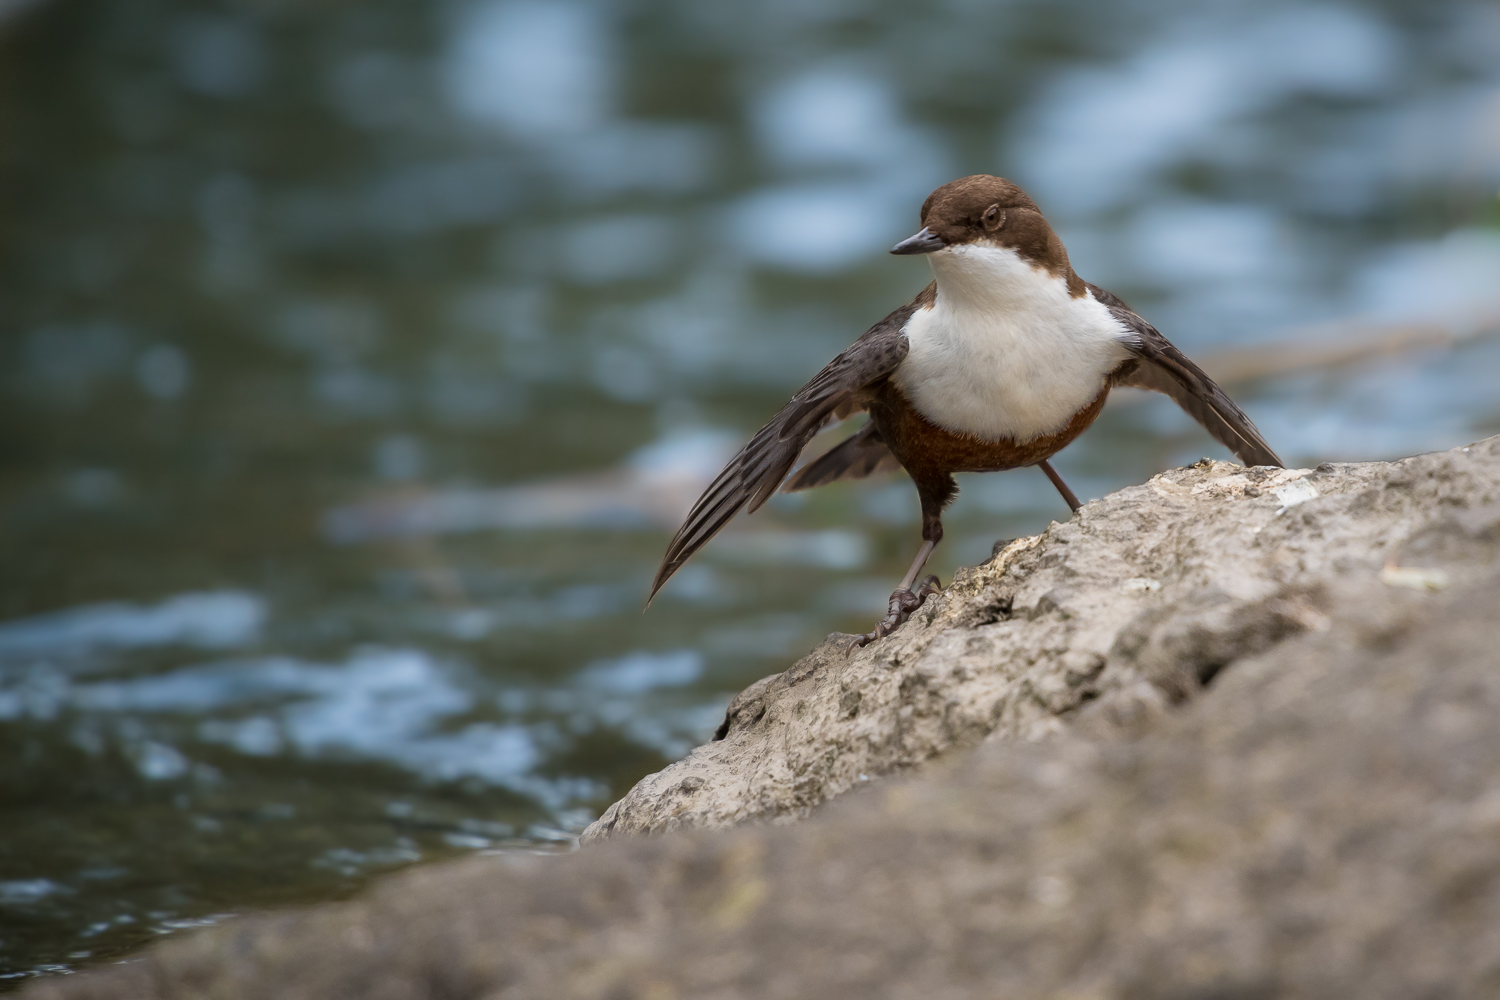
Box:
[891,175,1080,292]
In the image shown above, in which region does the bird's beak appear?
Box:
[889,226,946,255]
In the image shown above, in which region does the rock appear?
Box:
[24,436,1500,1000]
[583,436,1500,843]
[27,573,1500,999]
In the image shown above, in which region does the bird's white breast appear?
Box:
[893,244,1133,443]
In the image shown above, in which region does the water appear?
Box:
[1,0,1498,982]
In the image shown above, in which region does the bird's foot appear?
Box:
[846,575,942,654]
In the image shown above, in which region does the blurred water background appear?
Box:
[2,0,1498,982]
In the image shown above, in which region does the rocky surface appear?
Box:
[584,436,1500,842]
[24,435,1500,1000]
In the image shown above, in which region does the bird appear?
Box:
[648,175,1283,650]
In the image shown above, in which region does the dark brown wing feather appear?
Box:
[782,421,902,492]
[1090,283,1284,469]
[648,300,919,603]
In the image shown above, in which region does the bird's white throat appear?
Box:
[893,243,1133,443]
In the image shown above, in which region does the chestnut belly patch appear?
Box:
[874,382,1110,478]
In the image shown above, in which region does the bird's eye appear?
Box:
[982,205,1005,231]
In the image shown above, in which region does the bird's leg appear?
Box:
[847,518,944,654]
[1038,459,1082,514]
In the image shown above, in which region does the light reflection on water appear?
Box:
[1,0,1498,981]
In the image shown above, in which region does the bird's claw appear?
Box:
[845,576,942,656]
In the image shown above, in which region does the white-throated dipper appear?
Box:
[649,175,1283,649]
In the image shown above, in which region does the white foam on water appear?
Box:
[576,649,703,695]
[130,741,191,781]
[181,649,541,785]
[0,880,65,907]
[626,426,741,479]
[1352,228,1500,320]
[751,67,906,171]
[1127,200,1289,286]
[0,591,266,658]
[2,645,544,788]
[707,529,869,570]
[443,0,612,139]
[729,63,951,274]
[1013,5,1399,218]
[729,182,906,273]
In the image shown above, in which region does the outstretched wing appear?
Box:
[649,298,921,603]
[1091,283,1284,469]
